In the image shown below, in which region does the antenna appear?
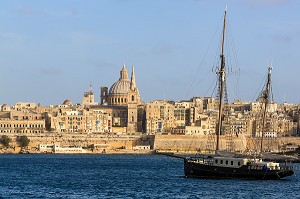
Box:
[89,81,93,92]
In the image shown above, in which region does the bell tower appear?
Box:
[127,65,140,133]
[100,87,108,105]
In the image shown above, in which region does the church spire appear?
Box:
[130,65,136,90]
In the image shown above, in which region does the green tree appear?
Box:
[0,135,11,148]
[16,135,30,148]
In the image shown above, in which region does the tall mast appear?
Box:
[260,66,272,153]
[216,6,227,151]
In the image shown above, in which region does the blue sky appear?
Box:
[0,0,299,106]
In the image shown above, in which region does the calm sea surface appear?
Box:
[0,154,299,199]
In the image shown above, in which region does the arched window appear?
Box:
[131,95,135,102]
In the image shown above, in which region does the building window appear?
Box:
[215,159,218,164]
[226,160,228,165]
[132,95,135,102]
[231,161,233,165]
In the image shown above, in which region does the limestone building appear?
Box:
[100,64,143,133]
[82,83,97,106]
[0,104,46,134]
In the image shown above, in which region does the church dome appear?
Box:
[109,64,131,95]
[109,79,130,95]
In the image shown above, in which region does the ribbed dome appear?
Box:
[109,79,130,94]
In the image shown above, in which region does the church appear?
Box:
[98,64,144,133]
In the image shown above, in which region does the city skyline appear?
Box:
[0,0,299,106]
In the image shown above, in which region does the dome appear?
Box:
[109,79,130,95]
[63,99,72,105]
[109,64,131,95]
[2,104,9,108]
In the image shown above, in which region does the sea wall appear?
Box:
[0,133,152,154]
[153,135,300,153]
[246,137,300,152]
[153,135,247,152]
[1,133,300,154]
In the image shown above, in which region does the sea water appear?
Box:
[0,154,299,199]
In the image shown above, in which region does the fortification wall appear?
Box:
[153,135,247,152]
[153,135,300,152]
[1,133,300,154]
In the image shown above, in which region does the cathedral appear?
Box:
[100,64,143,133]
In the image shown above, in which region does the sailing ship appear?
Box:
[184,7,294,180]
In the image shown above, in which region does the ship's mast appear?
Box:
[260,66,272,153]
[216,7,227,151]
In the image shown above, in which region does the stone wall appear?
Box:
[1,133,300,154]
[153,135,247,152]
[153,135,300,152]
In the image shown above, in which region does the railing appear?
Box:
[282,164,300,171]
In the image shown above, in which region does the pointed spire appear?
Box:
[123,62,126,69]
[130,65,136,90]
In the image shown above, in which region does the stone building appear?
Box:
[47,105,112,133]
[0,105,46,134]
[145,100,175,133]
[100,64,143,133]
[145,97,219,135]
[82,83,98,106]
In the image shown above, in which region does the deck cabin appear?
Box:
[212,157,280,170]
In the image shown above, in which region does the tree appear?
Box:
[16,136,30,148]
[0,135,11,148]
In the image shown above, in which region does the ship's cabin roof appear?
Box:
[213,157,248,168]
[213,157,280,170]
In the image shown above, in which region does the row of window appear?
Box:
[110,96,136,104]
[0,124,43,128]
[12,116,44,120]
[215,159,241,166]
[111,97,127,104]
[0,130,43,133]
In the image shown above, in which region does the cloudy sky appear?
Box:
[0,0,299,106]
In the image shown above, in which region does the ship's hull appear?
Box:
[184,158,294,180]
